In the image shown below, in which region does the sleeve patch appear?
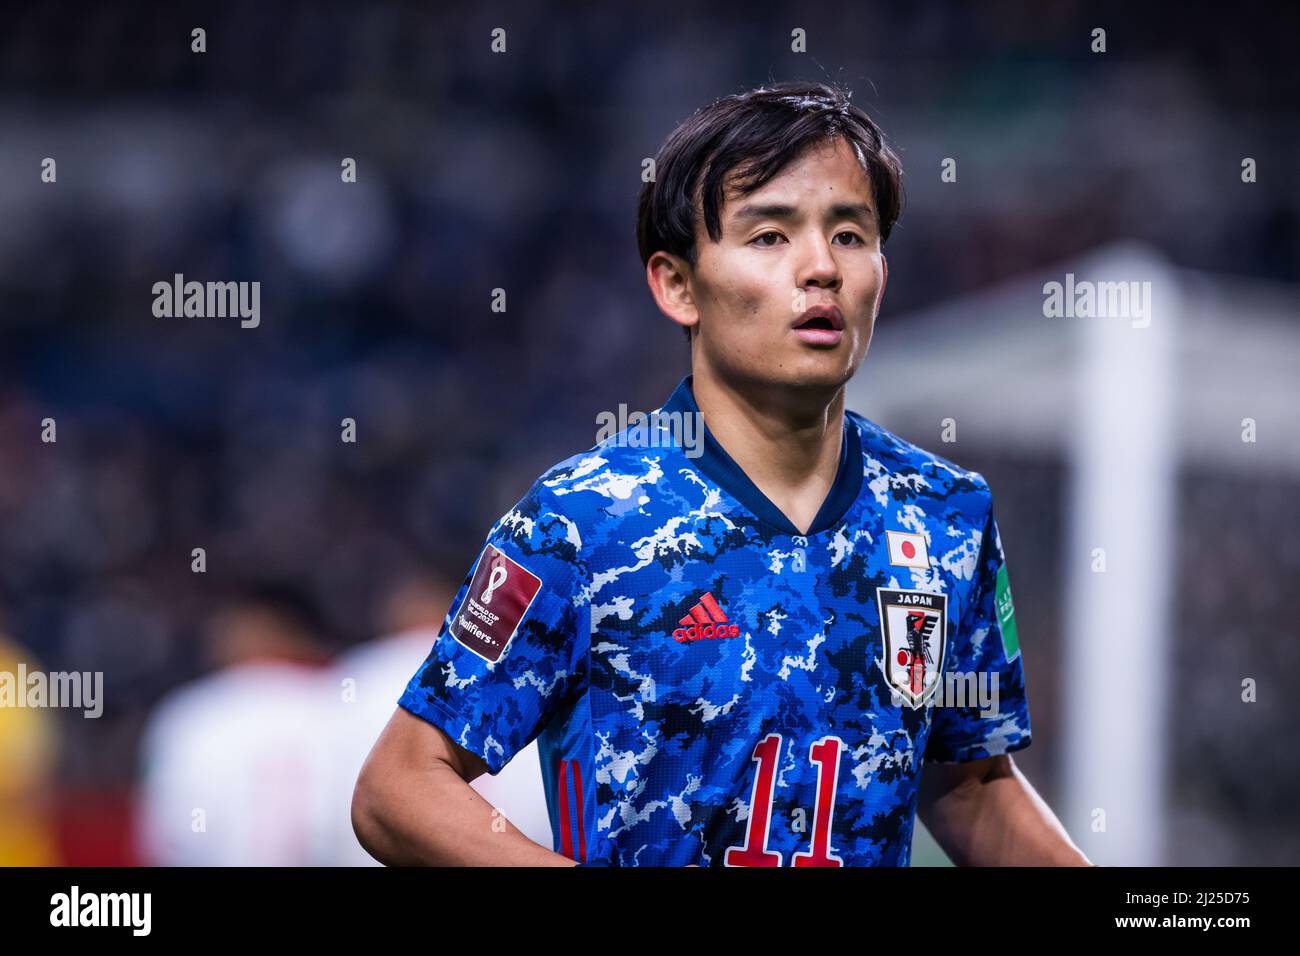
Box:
[994,563,1020,661]
[449,544,543,663]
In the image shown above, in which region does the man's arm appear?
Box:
[917,753,1093,866]
[351,706,577,866]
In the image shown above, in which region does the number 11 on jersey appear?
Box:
[724,732,846,867]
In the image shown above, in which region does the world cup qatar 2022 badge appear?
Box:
[875,588,949,708]
[450,544,542,664]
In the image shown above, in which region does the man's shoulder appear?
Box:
[495,435,676,546]
[845,408,994,508]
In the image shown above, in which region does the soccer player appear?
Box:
[352,80,1092,867]
[137,583,337,865]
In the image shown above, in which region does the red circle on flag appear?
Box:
[901,541,916,558]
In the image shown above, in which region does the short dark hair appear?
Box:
[637,80,904,341]
[228,579,330,642]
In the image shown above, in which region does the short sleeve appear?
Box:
[398,483,589,775]
[924,495,1032,764]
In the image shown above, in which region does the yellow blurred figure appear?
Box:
[0,637,60,865]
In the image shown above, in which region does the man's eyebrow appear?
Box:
[730,201,878,227]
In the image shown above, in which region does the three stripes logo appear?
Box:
[673,591,741,643]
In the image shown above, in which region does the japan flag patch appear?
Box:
[886,530,929,569]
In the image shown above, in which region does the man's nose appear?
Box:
[797,234,841,288]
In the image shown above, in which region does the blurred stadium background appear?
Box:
[0,0,1295,865]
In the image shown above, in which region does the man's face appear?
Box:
[686,136,887,392]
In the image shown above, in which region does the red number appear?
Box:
[724,733,846,867]
[793,736,845,867]
[724,733,783,866]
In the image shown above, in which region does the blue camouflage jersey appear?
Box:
[399,374,1031,866]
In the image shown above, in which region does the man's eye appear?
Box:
[751,231,863,247]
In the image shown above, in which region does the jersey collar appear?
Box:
[658,374,863,537]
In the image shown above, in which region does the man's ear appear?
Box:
[646,251,699,337]
[875,253,888,315]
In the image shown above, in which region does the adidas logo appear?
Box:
[673,592,740,643]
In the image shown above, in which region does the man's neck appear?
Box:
[690,368,846,536]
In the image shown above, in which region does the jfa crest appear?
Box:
[876,588,948,708]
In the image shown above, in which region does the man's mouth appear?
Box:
[792,304,845,345]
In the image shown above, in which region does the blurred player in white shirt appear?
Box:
[137,574,552,866]
[135,584,336,866]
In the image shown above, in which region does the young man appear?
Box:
[352,81,1091,867]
